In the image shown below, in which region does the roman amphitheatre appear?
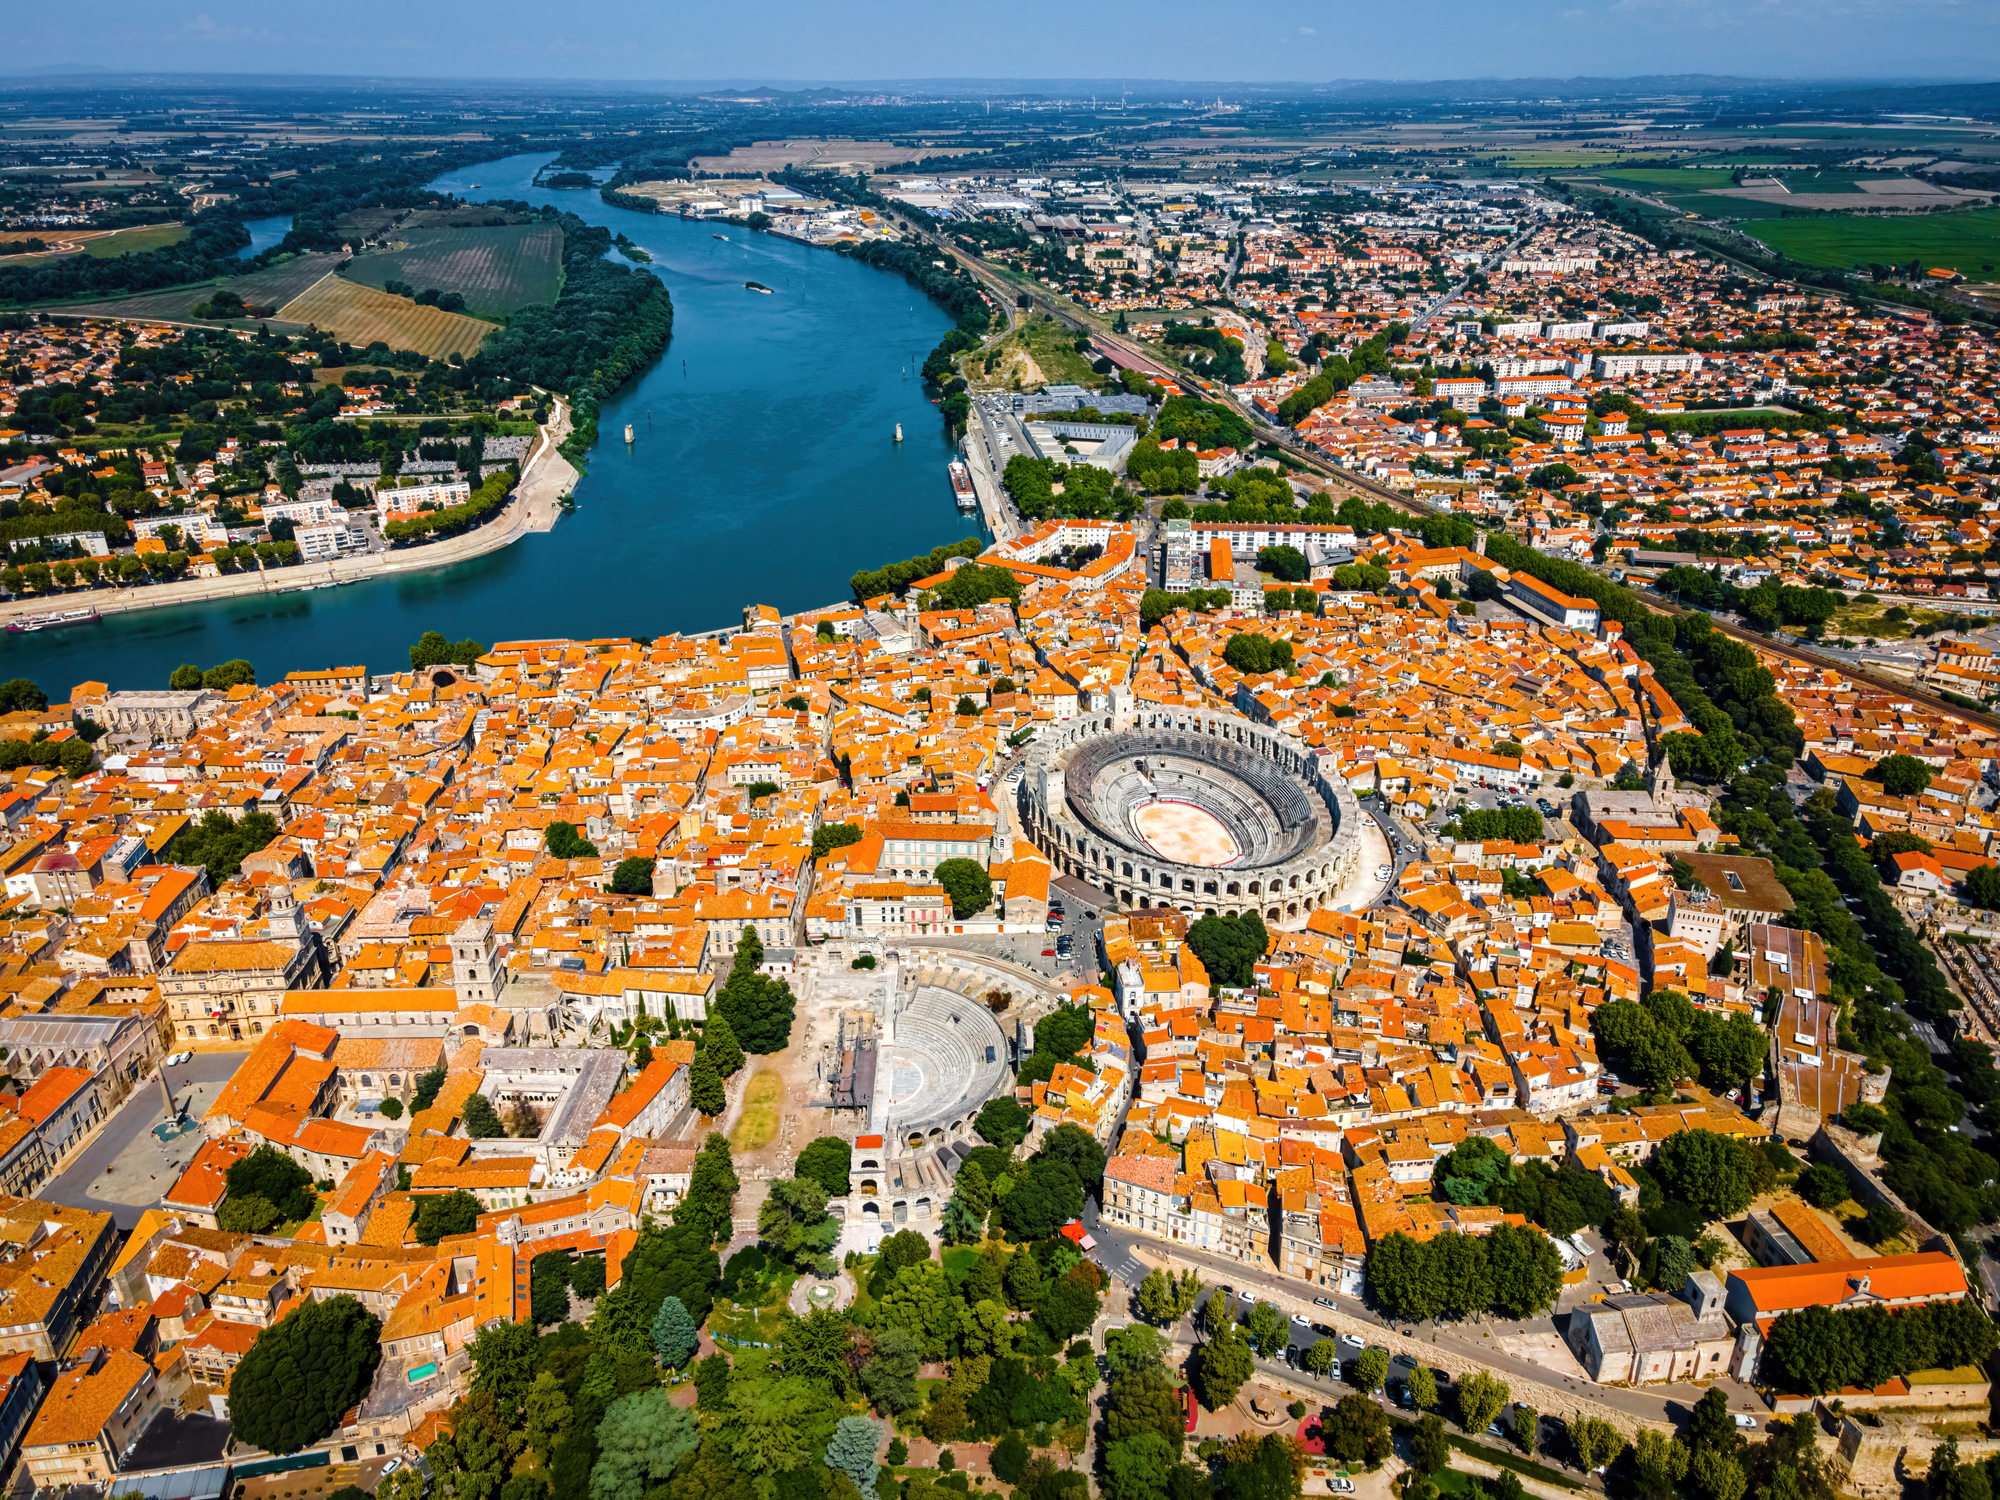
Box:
[1018,705,1363,925]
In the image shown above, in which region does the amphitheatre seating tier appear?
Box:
[1063,732,1318,867]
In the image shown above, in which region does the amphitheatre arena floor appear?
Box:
[1132,800,1241,867]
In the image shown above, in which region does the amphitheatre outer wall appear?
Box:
[1018,706,1363,925]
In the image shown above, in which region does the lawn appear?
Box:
[1747,207,2000,277]
[967,311,1102,392]
[82,223,191,258]
[339,222,564,320]
[728,1071,784,1151]
[710,1261,799,1346]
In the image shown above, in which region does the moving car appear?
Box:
[1734,1415,1758,1429]
[1312,1296,1336,1309]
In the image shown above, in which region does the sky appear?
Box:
[7,0,1999,85]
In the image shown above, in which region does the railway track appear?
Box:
[1638,588,2000,734]
[933,234,1445,521]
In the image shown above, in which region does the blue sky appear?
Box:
[9,0,1998,84]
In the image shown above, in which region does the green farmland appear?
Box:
[339,222,563,320]
[1747,208,2000,277]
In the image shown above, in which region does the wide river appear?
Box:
[5,153,981,690]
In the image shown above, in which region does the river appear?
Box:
[233,216,294,259]
[6,153,979,691]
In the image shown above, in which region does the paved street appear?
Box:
[44,1052,247,1229]
[1081,1194,1761,1431]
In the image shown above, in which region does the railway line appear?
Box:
[1637,587,2000,734]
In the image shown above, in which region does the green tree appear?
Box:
[794,1136,853,1198]
[1364,1232,1443,1322]
[1104,1431,1178,1500]
[862,1326,922,1413]
[607,857,656,895]
[1245,1299,1286,1357]
[1690,1448,1748,1500]
[570,1254,606,1300]
[1876,754,1933,798]
[1302,1340,1337,1376]
[1569,1415,1623,1472]
[169,663,204,690]
[1037,1265,1103,1342]
[1197,1321,1254,1408]
[825,1416,883,1500]
[1797,1164,1849,1209]
[411,1065,447,1113]
[878,1260,961,1361]
[651,1295,698,1367]
[1408,1366,1438,1411]
[1183,911,1269,989]
[1656,1129,1758,1218]
[226,1294,382,1454]
[413,1189,483,1245]
[217,1194,280,1234]
[589,1388,699,1500]
[1457,1370,1509,1435]
[545,820,599,859]
[941,1161,990,1245]
[758,1175,839,1269]
[1138,1267,1203,1325]
[690,1051,726,1115]
[1635,1431,1691,1500]
[531,1250,573,1327]
[378,1097,404,1121]
[713,927,795,1053]
[1966,865,2000,911]
[934,858,993,918]
[461,1093,506,1139]
[225,1144,315,1223]
[1353,1347,1387,1395]
[703,1013,745,1079]
[1410,1414,1449,1475]
[1687,1388,1745,1463]
[974,1095,1031,1149]
[1486,1221,1564,1318]
[465,1318,541,1412]
[1323,1395,1392,1466]
[1513,1405,1538,1456]
[202,658,256,690]
[813,823,864,860]
[1221,633,1294,676]
[674,1133,739,1247]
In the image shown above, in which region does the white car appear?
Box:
[1733,1414,1758,1430]
[382,1458,404,1475]
[1331,1483,1354,1494]
[1375,866,1392,880]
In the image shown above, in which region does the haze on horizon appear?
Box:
[7,0,1999,89]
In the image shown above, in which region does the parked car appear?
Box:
[1331,1482,1354,1494]
[1338,1333,1365,1353]
[1313,1296,1336,1309]
[382,1459,404,1476]
[1041,948,1056,957]
[1391,1353,1416,1369]
[1734,1415,1758,1429]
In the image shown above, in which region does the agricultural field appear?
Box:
[49,252,341,327]
[338,222,562,320]
[1747,207,2000,277]
[274,276,493,361]
[0,222,189,266]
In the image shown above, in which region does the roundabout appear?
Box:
[1017,707,1362,924]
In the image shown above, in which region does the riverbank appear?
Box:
[0,398,576,630]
